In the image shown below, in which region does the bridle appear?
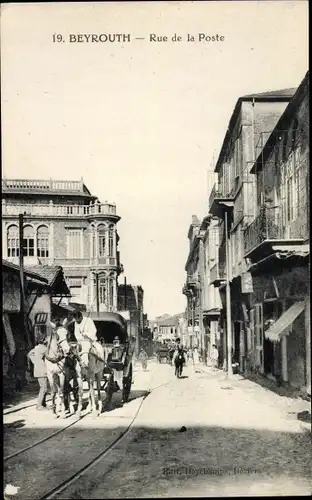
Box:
[45,330,69,364]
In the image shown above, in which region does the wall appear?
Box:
[256,91,309,241]
[287,311,306,389]
[3,269,20,312]
[26,293,52,332]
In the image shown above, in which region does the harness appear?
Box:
[45,334,67,364]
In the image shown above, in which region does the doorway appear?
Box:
[233,322,240,363]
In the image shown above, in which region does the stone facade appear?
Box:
[2,178,122,312]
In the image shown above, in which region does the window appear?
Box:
[282,152,298,224]
[7,225,19,257]
[108,276,114,308]
[98,224,107,257]
[37,225,49,258]
[67,277,83,301]
[23,225,35,257]
[99,276,106,305]
[66,229,82,258]
[108,225,114,257]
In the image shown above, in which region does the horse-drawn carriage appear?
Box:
[90,312,133,405]
[156,345,172,364]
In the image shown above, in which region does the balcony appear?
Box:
[210,262,226,287]
[208,183,235,218]
[182,276,199,295]
[2,201,117,218]
[244,207,306,262]
[6,256,118,268]
[2,178,84,193]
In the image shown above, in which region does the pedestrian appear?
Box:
[192,346,200,373]
[27,333,49,411]
[138,348,148,371]
[211,344,219,369]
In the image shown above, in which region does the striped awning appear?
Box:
[264,301,306,342]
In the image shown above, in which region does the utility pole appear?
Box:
[19,214,25,323]
[225,210,233,378]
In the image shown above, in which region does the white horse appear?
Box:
[78,340,106,416]
[45,322,72,418]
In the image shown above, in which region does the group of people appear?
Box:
[27,310,98,411]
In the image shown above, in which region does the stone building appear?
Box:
[209,86,296,373]
[182,216,201,350]
[2,178,123,312]
[244,72,310,394]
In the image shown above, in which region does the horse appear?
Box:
[78,340,106,416]
[45,322,83,419]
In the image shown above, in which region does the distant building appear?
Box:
[2,178,123,312]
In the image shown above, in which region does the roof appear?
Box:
[24,265,70,296]
[158,313,183,327]
[251,72,309,173]
[264,301,305,342]
[2,259,48,283]
[214,87,297,173]
[242,88,297,99]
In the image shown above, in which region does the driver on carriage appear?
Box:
[72,310,105,363]
[73,310,97,343]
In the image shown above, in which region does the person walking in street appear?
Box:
[192,346,200,373]
[211,344,219,369]
[138,348,148,371]
[27,334,49,411]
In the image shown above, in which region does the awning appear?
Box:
[264,301,306,342]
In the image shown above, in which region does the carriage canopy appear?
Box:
[88,312,128,345]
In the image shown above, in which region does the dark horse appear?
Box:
[174,350,185,378]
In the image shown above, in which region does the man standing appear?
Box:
[73,310,97,343]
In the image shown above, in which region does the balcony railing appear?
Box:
[210,261,226,286]
[244,206,306,257]
[2,201,117,217]
[5,256,118,267]
[208,182,238,217]
[2,178,84,192]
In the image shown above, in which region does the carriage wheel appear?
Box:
[122,364,132,403]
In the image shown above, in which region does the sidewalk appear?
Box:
[198,362,311,434]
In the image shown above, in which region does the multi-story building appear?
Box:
[244,72,310,393]
[117,283,144,355]
[183,214,223,363]
[201,215,223,365]
[2,178,122,312]
[183,215,201,350]
[208,87,296,373]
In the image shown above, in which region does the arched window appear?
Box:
[7,225,19,257]
[99,275,106,305]
[37,225,49,258]
[108,224,114,257]
[23,225,35,257]
[108,276,115,309]
[98,224,107,257]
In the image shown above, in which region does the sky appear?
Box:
[1,1,308,319]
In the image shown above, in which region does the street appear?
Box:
[4,359,311,499]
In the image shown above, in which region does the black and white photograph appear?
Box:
[1,1,310,498]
